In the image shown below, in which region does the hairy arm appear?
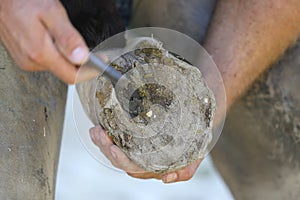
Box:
[204,0,300,109]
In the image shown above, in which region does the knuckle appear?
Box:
[27,49,44,63]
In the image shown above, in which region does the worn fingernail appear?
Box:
[99,130,107,146]
[110,147,118,159]
[70,47,88,64]
[163,173,177,183]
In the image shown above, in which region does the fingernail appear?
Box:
[70,47,88,64]
[99,130,107,146]
[163,173,177,183]
[110,147,118,159]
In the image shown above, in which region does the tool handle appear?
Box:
[88,53,122,85]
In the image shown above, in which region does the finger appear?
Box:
[18,17,79,84]
[90,126,144,172]
[127,171,162,180]
[110,145,145,173]
[109,143,163,179]
[75,64,99,83]
[176,159,202,181]
[162,159,203,184]
[41,1,89,65]
[89,126,114,161]
[90,126,126,169]
[29,31,78,84]
[89,126,158,176]
[75,53,109,83]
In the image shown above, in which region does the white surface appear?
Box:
[55,86,234,200]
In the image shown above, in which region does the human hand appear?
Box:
[89,125,203,184]
[0,0,89,84]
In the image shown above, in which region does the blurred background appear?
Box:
[55,86,234,200]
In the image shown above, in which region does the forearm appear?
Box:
[204,0,300,109]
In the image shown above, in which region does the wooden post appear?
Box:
[0,43,67,200]
[0,1,124,198]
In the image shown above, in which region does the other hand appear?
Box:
[89,125,203,184]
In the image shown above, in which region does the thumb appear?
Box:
[41,1,89,65]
